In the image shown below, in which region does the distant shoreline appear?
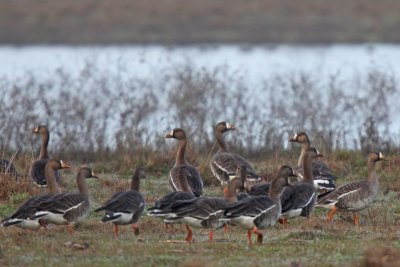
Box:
[1,0,400,45]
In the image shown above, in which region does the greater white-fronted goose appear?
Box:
[290,132,337,193]
[316,152,385,225]
[148,167,196,218]
[95,168,146,237]
[222,165,294,245]
[30,125,61,187]
[0,158,19,180]
[279,147,320,222]
[33,167,98,234]
[210,121,261,190]
[165,128,203,197]
[1,160,70,230]
[159,170,244,243]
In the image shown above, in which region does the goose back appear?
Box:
[95,168,146,225]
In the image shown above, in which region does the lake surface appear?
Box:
[1,44,399,148]
[1,44,400,81]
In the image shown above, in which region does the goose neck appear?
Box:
[298,142,310,168]
[175,139,187,165]
[367,160,378,183]
[39,131,50,160]
[302,154,314,184]
[216,130,228,152]
[130,173,140,191]
[224,178,242,203]
[77,174,89,196]
[45,164,61,194]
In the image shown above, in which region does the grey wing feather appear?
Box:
[224,196,275,218]
[96,191,145,213]
[2,194,51,221]
[169,165,203,197]
[211,152,261,185]
[317,181,367,204]
[36,192,86,214]
[281,182,316,216]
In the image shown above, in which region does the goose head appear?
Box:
[134,167,147,179]
[165,128,186,140]
[270,165,296,195]
[32,125,48,134]
[46,160,71,170]
[278,165,297,179]
[289,132,310,144]
[369,152,385,162]
[307,147,323,159]
[215,121,235,134]
[77,167,99,179]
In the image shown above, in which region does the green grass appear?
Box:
[1,152,400,267]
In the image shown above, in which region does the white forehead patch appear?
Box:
[226,122,233,129]
[292,133,297,139]
[379,152,384,158]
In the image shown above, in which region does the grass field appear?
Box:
[1,151,400,267]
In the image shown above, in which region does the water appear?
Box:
[1,44,399,148]
[1,44,400,82]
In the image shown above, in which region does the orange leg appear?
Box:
[353,213,359,226]
[209,230,213,242]
[247,229,253,246]
[327,206,337,222]
[113,224,119,237]
[224,224,228,234]
[67,224,75,235]
[131,224,140,235]
[252,226,263,244]
[185,225,193,243]
[278,218,289,225]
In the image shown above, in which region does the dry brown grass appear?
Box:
[362,247,400,267]
[0,173,38,201]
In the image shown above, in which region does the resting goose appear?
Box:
[30,125,61,187]
[160,170,244,243]
[279,147,321,222]
[165,128,203,197]
[0,158,19,180]
[290,132,337,194]
[210,121,261,190]
[95,168,146,237]
[316,152,385,225]
[33,167,98,234]
[222,165,295,245]
[1,160,69,230]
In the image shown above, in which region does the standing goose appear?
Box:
[30,125,61,186]
[210,121,261,190]
[316,152,384,225]
[160,170,244,243]
[222,165,294,246]
[95,168,146,237]
[1,160,70,230]
[279,147,321,222]
[165,128,203,197]
[290,132,337,194]
[33,167,98,234]
[148,168,196,218]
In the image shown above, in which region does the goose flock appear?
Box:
[0,122,386,246]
